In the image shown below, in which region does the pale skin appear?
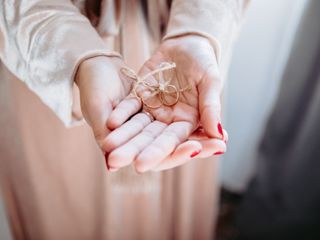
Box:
[76,35,227,173]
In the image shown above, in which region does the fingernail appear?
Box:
[214,151,224,155]
[217,123,224,137]
[190,150,201,158]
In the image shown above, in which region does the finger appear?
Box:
[134,121,194,173]
[189,127,229,142]
[223,129,228,143]
[107,95,141,130]
[196,138,227,158]
[198,65,224,139]
[153,138,226,171]
[107,121,167,168]
[151,140,202,171]
[189,127,208,140]
[101,112,151,152]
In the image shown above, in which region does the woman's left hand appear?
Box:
[102,35,227,172]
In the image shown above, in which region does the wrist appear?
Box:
[162,33,212,46]
[161,34,215,55]
[75,55,120,87]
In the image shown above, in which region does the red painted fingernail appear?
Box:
[214,151,224,155]
[190,150,201,158]
[217,123,224,137]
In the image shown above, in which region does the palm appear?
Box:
[77,56,133,143]
[141,56,198,125]
[103,35,224,172]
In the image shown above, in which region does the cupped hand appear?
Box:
[102,35,226,172]
[75,56,133,161]
[151,127,228,172]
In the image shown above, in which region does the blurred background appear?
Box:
[0,0,317,239]
[220,0,306,192]
[217,0,320,239]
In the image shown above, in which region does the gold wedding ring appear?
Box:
[120,62,190,110]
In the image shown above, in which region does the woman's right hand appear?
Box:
[75,56,134,150]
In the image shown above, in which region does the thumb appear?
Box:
[198,66,224,139]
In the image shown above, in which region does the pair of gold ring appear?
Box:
[120,62,189,109]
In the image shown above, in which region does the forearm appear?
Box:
[0,0,119,125]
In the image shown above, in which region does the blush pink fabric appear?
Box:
[0,0,248,239]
